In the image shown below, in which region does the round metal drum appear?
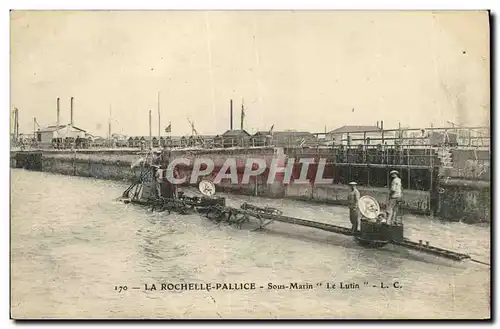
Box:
[199,180,216,197]
[358,196,381,220]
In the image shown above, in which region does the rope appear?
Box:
[470,258,490,267]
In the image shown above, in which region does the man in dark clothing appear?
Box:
[160,160,181,199]
[347,182,361,232]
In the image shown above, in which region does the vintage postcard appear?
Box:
[10,10,490,319]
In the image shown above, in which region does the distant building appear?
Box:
[189,134,217,147]
[251,131,273,147]
[328,125,395,146]
[220,129,251,147]
[36,124,87,148]
[128,137,138,148]
[111,133,129,147]
[92,137,107,148]
[160,135,216,148]
[272,131,316,147]
[123,136,156,148]
[125,135,216,149]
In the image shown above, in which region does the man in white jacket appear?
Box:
[387,170,403,225]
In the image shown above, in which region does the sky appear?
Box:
[10,10,490,137]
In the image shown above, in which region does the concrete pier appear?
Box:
[437,178,490,223]
[11,149,143,181]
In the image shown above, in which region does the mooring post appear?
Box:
[407,145,411,190]
[429,151,439,217]
[367,166,370,187]
[363,131,367,163]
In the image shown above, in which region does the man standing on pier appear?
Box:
[347,182,361,232]
[152,165,162,198]
[152,150,162,166]
[387,170,403,225]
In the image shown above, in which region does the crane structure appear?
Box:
[12,107,19,143]
[186,117,205,146]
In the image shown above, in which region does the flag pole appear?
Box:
[157,91,161,140]
[149,110,152,149]
[241,97,244,130]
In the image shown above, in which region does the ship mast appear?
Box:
[108,105,112,145]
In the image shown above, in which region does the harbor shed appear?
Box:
[328,125,388,146]
[91,137,107,148]
[152,137,159,148]
[272,131,316,147]
[111,134,129,147]
[251,131,273,147]
[36,124,87,148]
[221,129,251,148]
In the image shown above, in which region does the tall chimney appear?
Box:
[376,120,379,128]
[56,98,60,128]
[241,101,244,131]
[14,108,18,140]
[381,120,384,130]
[70,97,74,126]
[230,99,233,130]
[16,110,19,141]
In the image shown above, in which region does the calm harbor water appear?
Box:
[11,169,490,319]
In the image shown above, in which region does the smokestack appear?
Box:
[241,100,245,131]
[70,97,74,126]
[157,91,160,140]
[376,120,379,128]
[381,120,384,130]
[230,99,233,130]
[56,98,60,128]
[16,112,19,141]
[13,107,18,140]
